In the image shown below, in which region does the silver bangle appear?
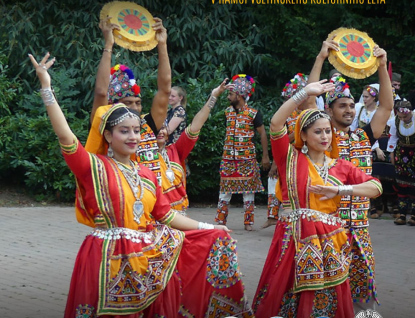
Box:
[338,185,353,196]
[292,88,308,105]
[39,87,56,106]
[208,95,217,109]
[198,222,215,230]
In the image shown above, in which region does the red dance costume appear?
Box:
[61,139,253,317]
[252,126,381,318]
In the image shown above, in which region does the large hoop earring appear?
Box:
[108,144,114,158]
[301,142,308,154]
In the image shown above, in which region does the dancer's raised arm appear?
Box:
[28,53,73,145]
[150,17,171,131]
[370,46,394,139]
[270,80,335,132]
[189,78,229,133]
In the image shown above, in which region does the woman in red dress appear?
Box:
[29,53,254,318]
[252,80,383,317]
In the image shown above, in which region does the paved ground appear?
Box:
[0,205,413,317]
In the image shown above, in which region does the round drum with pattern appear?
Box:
[328,28,379,79]
[100,1,158,52]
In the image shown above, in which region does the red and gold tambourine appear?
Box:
[100,1,157,52]
[328,28,379,79]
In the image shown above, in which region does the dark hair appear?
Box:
[394,100,413,112]
[104,106,141,132]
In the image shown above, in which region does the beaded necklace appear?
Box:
[306,154,329,185]
[159,148,175,185]
[115,159,144,223]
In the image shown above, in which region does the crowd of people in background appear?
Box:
[26,10,414,317]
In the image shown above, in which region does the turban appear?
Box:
[325,76,354,108]
[108,64,141,104]
[229,74,256,100]
[281,73,308,99]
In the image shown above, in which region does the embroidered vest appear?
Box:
[222,105,257,160]
[335,128,372,226]
[136,118,162,185]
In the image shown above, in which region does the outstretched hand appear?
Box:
[28,52,56,87]
[214,224,232,233]
[99,16,120,47]
[373,45,387,67]
[309,185,339,200]
[318,35,339,60]
[211,78,230,98]
[304,79,335,97]
[153,17,167,44]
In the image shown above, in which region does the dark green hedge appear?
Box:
[1,0,414,203]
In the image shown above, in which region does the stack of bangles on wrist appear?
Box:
[337,185,353,196]
[208,95,217,109]
[40,87,56,106]
[198,222,215,230]
[292,88,308,105]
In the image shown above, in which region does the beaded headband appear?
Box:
[108,110,141,127]
[108,64,141,104]
[301,110,331,131]
[229,74,256,100]
[294,109,339,158]
[99,104,140,135]
[281,73,308,99]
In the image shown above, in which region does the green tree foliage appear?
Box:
[1,0,414,202]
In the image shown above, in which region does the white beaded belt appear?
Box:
[278,208,345,226]
[91,227,154,243]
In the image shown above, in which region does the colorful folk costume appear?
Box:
[108,64,162,184]
[352,84,379,131]
[387,102,415,225]
[267,73,308,219]
[159,125,199,216]
[352,84,395,218]
[252,109,382,317]
[327,78,380,309]
[65,104,254,317]
[216,74,264,226]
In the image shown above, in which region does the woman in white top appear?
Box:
[387,100,415,225]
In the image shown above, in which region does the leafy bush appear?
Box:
[0,66,89,201]
[1,0,415,203]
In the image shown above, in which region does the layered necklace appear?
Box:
[159,148,175,185]
[306,154,329,185]
[115,159,144,223]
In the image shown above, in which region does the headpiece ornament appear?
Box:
[108,64,141,104]
[325,76,354,108]
[293,109,339,158]
[229,74,256,101]
[281,73,308,99]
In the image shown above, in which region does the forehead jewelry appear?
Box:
[108,109,141,127]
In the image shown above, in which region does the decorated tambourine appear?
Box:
[100,1,157,52]
[328,28,379,79]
